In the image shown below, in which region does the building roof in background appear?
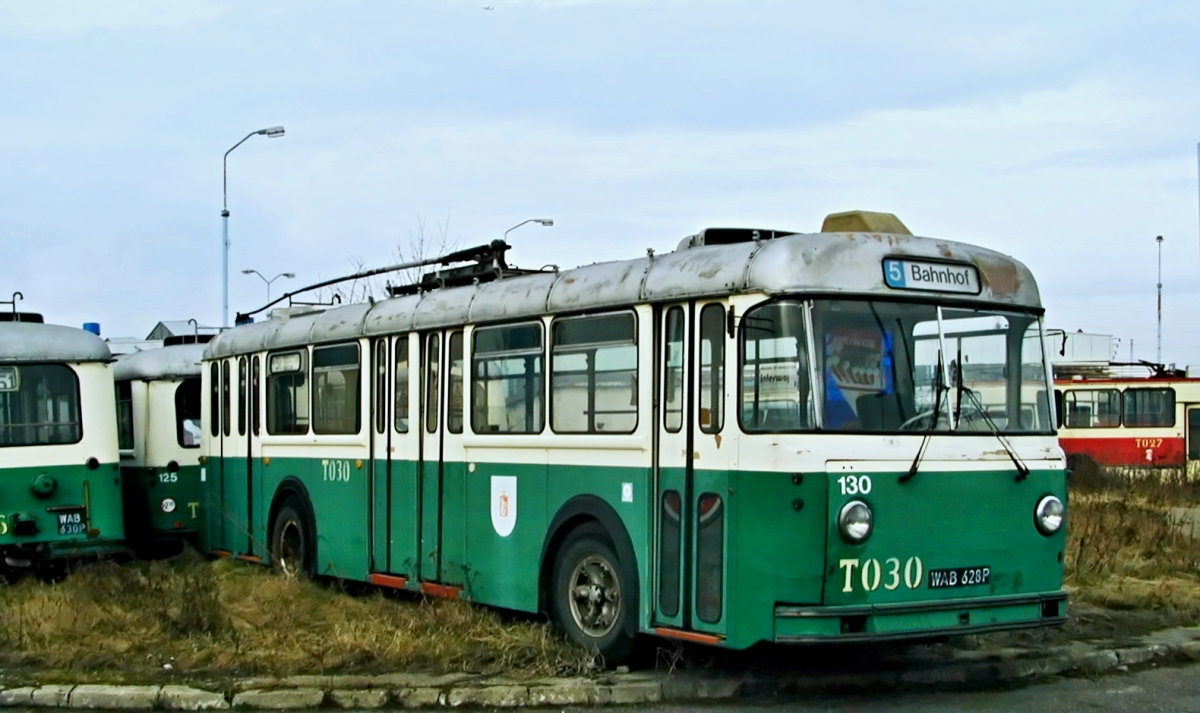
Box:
[147,321,220,341]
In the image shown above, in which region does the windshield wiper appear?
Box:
[960,385,1031,481]
[900,352,944,484]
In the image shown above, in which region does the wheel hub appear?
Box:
[568,555,621,638]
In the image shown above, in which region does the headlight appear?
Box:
[161,498,177,514]
[838,500,873,544]
[1034,495,1064,535]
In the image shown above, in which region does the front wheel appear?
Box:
[550,524,637,665]
[270,496,313,578]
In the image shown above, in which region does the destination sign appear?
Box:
[883,258,981,295]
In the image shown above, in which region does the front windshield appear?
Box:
[739,299,1052,434]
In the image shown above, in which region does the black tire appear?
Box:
[550,522,637,666]
[270,496,313,578]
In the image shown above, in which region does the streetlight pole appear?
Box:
[503,218,554,242]
[222,125,285,329]
[1156,235,1164,365]
[242,269,296,305]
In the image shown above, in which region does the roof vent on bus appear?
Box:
[821,211,912,235]
[676,228,797,250]
[0,312,45,323]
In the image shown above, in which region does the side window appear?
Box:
[313,343,362,435]
[237,357,247,436]
[251,355,261,435]
[472,322,544,434]
[699,303,725,434]
[116,380,134,450]
[221,360,231,437]
[374,340,387,435]
[1124,388,1175,428]
[209,362,220,437]
[175,378,202,448]
[551,312,638,434]
[448,331,464,434]
[664,307,685,433]
[0,364,81,447]
[425,334,440,434]
[739,301,814,432]
[1063,389,1121,428]
[395,336,410,433]
[267,350,309,435]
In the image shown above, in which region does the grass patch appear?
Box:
[0,551,593,683]
[1066,467,1200,618]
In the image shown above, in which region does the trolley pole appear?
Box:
[1156,235,1163,365]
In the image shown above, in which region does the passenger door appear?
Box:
[653,301,732,638]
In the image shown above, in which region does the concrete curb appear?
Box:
[3,626,1200,708]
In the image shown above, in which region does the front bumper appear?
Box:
[774,591,1067,643]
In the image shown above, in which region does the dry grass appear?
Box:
[1066,467,1200,617]
[0,551,593,682]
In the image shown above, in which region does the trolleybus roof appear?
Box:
[206,227,1040,360]
[0,321,112,363]
[114,342,205,381]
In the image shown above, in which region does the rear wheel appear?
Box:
[550,523,637,665]
[270,496,312,578]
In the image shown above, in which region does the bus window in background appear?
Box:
[1124,388,1175,428]
[1063,389,1121,428]
[176,378,202,447]
[116,379,134,449]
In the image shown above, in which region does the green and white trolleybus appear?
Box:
[0,312,124,579]
[199,211,1067,662]
[115,338,207,554]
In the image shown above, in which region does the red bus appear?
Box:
[1054,375,1200,475]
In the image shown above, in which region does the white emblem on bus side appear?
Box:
[491,475,518,537]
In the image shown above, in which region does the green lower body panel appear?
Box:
[774,591,1067,643]
[0,462,127,564]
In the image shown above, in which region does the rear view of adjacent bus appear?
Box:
[114,337,208,555]
[0,313,124,580]
[730,212,1067,647]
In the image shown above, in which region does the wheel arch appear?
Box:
[539,495,640,637]
[267,476,317,566]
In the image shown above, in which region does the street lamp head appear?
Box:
[241,269,255,275]
[538,219,554,226]
[283,273,296,278]
[259,126,286,138]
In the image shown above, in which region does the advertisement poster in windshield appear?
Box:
[824,327,894,429]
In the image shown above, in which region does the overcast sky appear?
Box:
[1,0,1198,365]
